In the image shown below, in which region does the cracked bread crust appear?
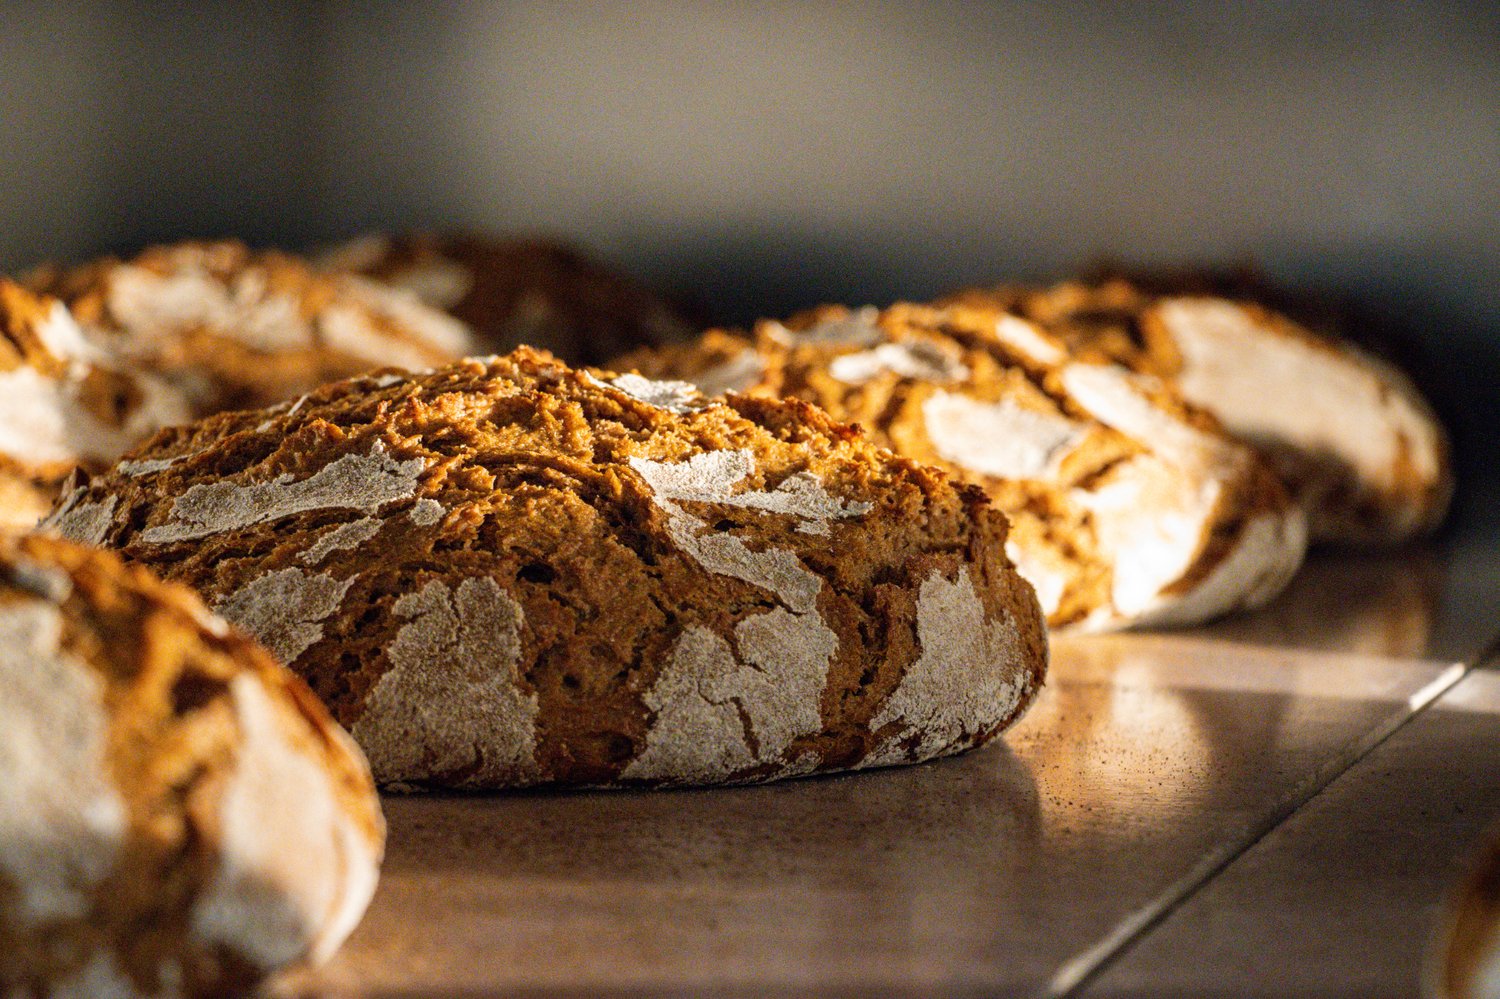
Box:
[0,532,382,999]
[618,303,1306,632]
[0,281,191,530]
[318,233,701,367]
[944,278,1453,545]
[27,240,474,416]
[43,347,1045,790]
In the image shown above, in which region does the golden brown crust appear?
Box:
[944,278,1453,545]
[45,347,1046,790]
[0,532,382,999]
[0,281,192,528]
[319,232,703,366]
[621,303,1304,632]
[0,282,70,376]
[28,240,474,415]
[0,471,53,531]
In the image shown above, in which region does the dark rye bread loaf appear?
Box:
[0,532,381,999]
[44,348,1046,790]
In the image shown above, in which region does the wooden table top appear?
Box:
[276,525,1500,999]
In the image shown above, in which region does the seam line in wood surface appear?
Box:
[1041,630,1500,999]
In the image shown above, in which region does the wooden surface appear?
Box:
[277,529,1500,999]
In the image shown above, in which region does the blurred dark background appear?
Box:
[1,1,1496,508]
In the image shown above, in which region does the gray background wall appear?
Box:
[0,1,1495,494]
[309,2,1500,328]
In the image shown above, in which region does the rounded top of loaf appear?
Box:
[45,347,1046,789]
[617,301,1305,631]
[0,280,192,527]
[0,530,382,996]
[317,231,701,365]
[27,239,474,413]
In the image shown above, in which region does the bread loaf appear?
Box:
[0,532,382,998]
[44,348,1047,790]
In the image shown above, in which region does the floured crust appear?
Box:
[0,532,382,999]
[945,278,1453,545]
[0,281,192,530]
[317,232,702,366]
[27,240,475,415]
[621,302,1307,632]
[44,347,1046,790]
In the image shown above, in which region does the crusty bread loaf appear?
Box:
[0,532,382,999]
[318,232,700,366]
[43,347,1046,789]
[28,240,474,415]
[618,302,1307,632]
[944,278,1452,545]
[0,280,190,529]
[1437,830,1500,999]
